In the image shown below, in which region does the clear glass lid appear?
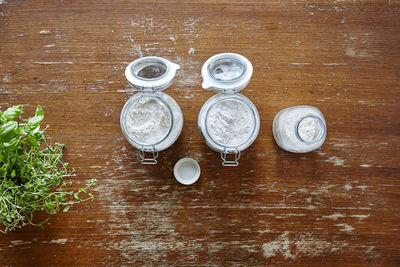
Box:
[201,53,253,93]
[125,56,180,92]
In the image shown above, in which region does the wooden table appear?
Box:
[1,0,399,265]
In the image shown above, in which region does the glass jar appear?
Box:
[272,105,327,153]
[198,53,260,166]
[120,56,183,164]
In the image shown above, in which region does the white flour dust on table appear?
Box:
[206,99,254,147]
[125,97,171,145]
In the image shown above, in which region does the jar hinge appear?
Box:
[140,85,156,93]
[139,145,158,164]
[221,148,240,166]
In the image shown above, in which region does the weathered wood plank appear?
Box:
[1,0,399,265]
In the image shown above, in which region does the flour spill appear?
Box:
[325,156,345,166]
[39,30,51,34]
[262,232,341,260]
[188,47,195,55]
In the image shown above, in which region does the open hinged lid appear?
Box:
[201,53,253,94]
[125,56,180,92]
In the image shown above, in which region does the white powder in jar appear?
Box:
[206,99,254,147]
[125,97,171,145]
[297,116,321,142]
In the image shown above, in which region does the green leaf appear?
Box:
[0,111,6,124]
[90,178,97,187]
[0,121,18,142]
[3,137,20,151]
[63,206,70,212]
[3,105,23,121]
[26,134,38,147]
[44,202,55,214]
[35,105,44,117]
[27,106,44,132]
[79,188,87,194]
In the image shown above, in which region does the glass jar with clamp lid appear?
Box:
[198,53,260,166]
[120,56,183,164]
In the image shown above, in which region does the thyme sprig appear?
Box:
[0,105,96,233]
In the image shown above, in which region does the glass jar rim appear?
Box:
[198,93,260,153]
[295,115,326,144]
[205,97,256,148]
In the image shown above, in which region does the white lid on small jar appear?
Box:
[201,53,253,93]
[125,56,180,92]
[173,158,201,185]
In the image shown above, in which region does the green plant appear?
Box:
[0,105,96,233]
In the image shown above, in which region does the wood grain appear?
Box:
[1,0,400,265]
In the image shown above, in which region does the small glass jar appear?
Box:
[198,53,260,166]
[120,56,183,164]
[272,105,327,153]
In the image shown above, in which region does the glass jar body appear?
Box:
[120,92,183,163]
[272,105,326,153]
[198,93,260,165]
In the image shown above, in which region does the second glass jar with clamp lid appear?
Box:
[120,56,183,164]
[198,53,260,166]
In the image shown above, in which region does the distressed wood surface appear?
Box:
[1,0,400,266]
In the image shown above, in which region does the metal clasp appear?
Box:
[138,145,158,164]
[138,85,156,93]
[221,148,241,166]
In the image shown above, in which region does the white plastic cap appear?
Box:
[173,158,201,185]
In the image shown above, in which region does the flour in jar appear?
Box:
[125,97,171,145]
[297,116,322,142]
[206,99,254,147]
